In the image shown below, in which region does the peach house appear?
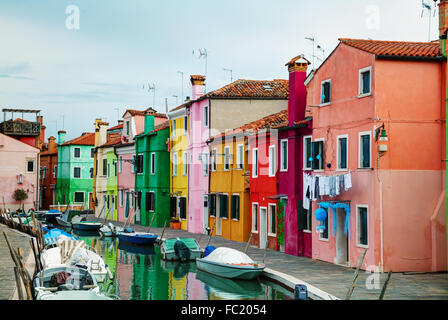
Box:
[305,38,446,272]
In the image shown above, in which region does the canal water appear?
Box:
[68,229,294,300]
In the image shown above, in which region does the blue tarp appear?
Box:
[44,228,79,245]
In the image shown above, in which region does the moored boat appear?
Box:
[99,222,124,237]
[72,220,102,231]
[117,231,158,246]
[44,228,79,247]
[196,247,265,280]
[160,237,203,261]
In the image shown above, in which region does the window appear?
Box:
[103,159,107,176]
[204,106,209,127]
[236,144,244,170]
[268,204,276,236]
[303,136,312,170]
[230,195,240,220]
[321,79,331,105]
[359,67,371,96]
[359,132,371,169]
[120,190,124,207]
[18,174,23,184]
[172,119,176,136]
[74,147,81,158]
[53,165,57,178]
[357,206,369,247]
[208,194,217,217]
[42,166,47,180]
[337,135,348,170]
[280,139,288,172]
[137,154,144,174]
[170,197,177,218]
[252,203,259,233]
[319,209,329,240]
[74,167,81,178]
[252,148,258,178]
[224,146,230,171]
[184,116,188,134]
[212,149,217,171]
[173,153,178,176]
[118,156,122,173]
[107,163,110,178]
[203,153,209,176]
[269,145,275,177]
[220,194,228,218]
[150,153,155,175]
[74,192,84,203]
[114,161,117,176]
[311,140,325,170]
[179,197,187,219]
[91,148,94,158]
[89,167,93,178]
[126,121,130,135]
[183,152,188,176]
[26,160,35,173]
[130,192,134,209]
[146,192,155,212]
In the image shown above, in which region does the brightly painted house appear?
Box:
[0,132,40,211]
[56,131,94,209]
[186,75,289,235]
[247,110,288,251]
[134,111,170,227]
[167,103,189,230]
[306,38,446,272]
[93,119,109,217]
[275,55,313,258]
[39,136,58,210]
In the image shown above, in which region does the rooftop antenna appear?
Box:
[317,45,326,62]
[223,68,233,83]
[421,0,437,41]
[193,48,208,91]
[305,36,316,69]
[144,83,156,108]
[172,95,178,106]
[177,71,184,102]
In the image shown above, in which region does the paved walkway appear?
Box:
[100,218,448,300]
[0,224,33,300]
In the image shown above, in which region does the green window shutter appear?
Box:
[297,200,306,230]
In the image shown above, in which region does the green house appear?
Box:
[134,113,170,227]
[55,130,94,209]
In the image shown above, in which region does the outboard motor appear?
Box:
[174,240,191,261]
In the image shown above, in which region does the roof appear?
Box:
[273,117,312,130]
[134,120,170,138]
[107,123,123,131]
[203,79,289,99]
[99,135,122,148]
[210,110,288,142]
[169,102,188,112]
[62,132,95,146]
[123,107,167,118]
[339,38,441,58]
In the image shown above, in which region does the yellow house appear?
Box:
[207,129,251,243]
[167,103,189,230]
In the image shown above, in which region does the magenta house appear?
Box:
[275,55,313,257]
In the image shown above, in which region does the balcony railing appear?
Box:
[0,120,41,136]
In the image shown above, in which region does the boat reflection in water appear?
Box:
[76,236,293,301]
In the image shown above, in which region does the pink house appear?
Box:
[0,132,40,211]
[306,38,446,272]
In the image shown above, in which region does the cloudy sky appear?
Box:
[0,0,441,140]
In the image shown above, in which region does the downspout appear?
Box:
[442,34,448,268]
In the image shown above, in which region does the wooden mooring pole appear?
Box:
[378,271,392,300]
[206,220,217,247]
[244,234,253,254]
[345,248,367,300]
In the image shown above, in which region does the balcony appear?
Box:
[1,108,41,137]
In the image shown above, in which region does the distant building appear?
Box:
[39,136,58,210]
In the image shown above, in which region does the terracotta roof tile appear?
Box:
[100,135,122,148]
[169,102,188,112]
[339,38,440,57]
[107,123,123,131]
[123,107,167,118]
[62,132,94,146]
[204,79,289,99]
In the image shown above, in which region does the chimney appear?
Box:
[190,75,206,100]
[57,130,66,145]
[144,110,155,134]
[48,136,56,153]
[439,0,448,55]
[285,55,310,126]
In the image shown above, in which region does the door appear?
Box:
[203,195,208,234]
[259,207,267,249]
[216,196,222,236]
[170,196,178,219]
[335,208,349,266]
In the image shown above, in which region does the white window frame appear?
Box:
[53,165,57,178]
[280,139,288,172]
[107,163,110,178]
[320,79,332,106]
[224,146,231,171]
[183,151,188,176]
[318,207,329,242]
[251,202,259,233]
[252,148,259,178]
[268,145,276,177]
[173,153,178,176]
[358,131,372,169]
[231,193,240,221]
[73,167,81,179]
[89,167,93,179]
[74,147,81,158]
[203,152,209,176]
[120,190,124,207]
[212,148,217,172]
[236,144,244,170]
[336,134,349,171]
[184,116,188,135]
[356,205,369,248]
[42,166,47,179]
[118,156,122,173]
[126,121,130,136]
[303,135,312,170]
[91,148,94,158]
[74,191,84,204]
[313,138,325,173]
[268,203,276,237]
[172,119,176,137]
[26,159,35,173]
[358,66,372,98]
[150,152,155,175]
[204,106,209,127]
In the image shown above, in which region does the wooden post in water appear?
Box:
[206,220,217,247]
[244,234,253,254]
[345,248,367,300]
[146,213,156,233]
[14,266,24,300]
[159,220,167,242]
[30,238,40,275]
[262,240,268,264]
[378,271,392,300]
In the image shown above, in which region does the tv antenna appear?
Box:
[172,95,179,105]
[144,83,156,108]
[317,45,326,62]
[193,48,208,91]
[421,0,437,41]
[177,71,184,102]
[305,36,316,69]
[223,68,233,83]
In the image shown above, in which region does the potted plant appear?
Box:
[13,188,28,212]
[276,200,285,252]
[170,218,181,230]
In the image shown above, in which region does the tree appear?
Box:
[13,188,28,211]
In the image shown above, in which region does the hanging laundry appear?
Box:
[303,173,311,209]
[344,173,352,191]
